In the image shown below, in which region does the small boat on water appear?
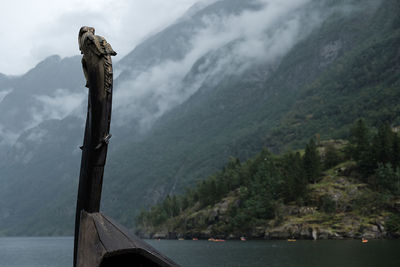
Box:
[362,238,368,243]
[287,239,297,242]
[192,238,198,241]
[240,237,246,241]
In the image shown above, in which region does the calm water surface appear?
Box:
[0,237,399,267]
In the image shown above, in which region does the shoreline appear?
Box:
[137,228,400,241]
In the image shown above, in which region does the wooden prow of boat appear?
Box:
[73,26,178,267]
[77,212,176,267]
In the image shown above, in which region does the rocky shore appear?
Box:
[137,169,400,240]
[138,212,398,241]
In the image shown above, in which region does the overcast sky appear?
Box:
[0,0,199,75]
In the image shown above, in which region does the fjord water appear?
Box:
[0,237,399,267]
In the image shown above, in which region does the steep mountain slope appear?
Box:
[117,0,260,75]
[112,0,265,137]
[101,0,399,229]
[0,56,85,235]
[0,56,83,136]
[0,0,272,235]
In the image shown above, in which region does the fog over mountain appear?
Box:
[0,0,330,145]
[0,0,389,235]
[0,0,360,146]
[113,0,335,130]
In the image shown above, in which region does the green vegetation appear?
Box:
[100,0,400,231]
[136,121,400,239]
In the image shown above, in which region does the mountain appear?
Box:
[116,0,261,75]
[0,0,399,235]
[102,0,400,229]
[0,56,83,135]
[0,0,268,235]
[0,56,85,235]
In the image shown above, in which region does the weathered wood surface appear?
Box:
[74,26,117,266]
[77,212,179,267]
[74,26,178,267]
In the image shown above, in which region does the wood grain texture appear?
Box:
[74,27,178,267]
[74,26,116,267]
[77,212,179,267]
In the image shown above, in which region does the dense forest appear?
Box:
[136,120,400,239]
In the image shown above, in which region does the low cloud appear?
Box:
[0,89,13,103]
[0,125,19,146]
[113,0,330,130]
[29,89,86,129]
[0,88,85,147]
[25,128,48,144]
[0,0,371,145]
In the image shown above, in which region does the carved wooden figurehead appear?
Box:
[73,27,178,267]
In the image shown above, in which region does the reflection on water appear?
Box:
[0,237,399,267]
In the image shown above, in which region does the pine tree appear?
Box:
[372,123,393,165]
[303,138,321,184]
[350,119,370,162]
[349,119,374,177]
[324,143,340,169]
[391,133,400,169]
[282,152,307,203]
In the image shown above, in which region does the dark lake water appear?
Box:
[0,237,399,266]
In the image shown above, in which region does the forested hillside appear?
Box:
[136,121,400,239]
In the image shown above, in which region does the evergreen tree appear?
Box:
[281,152,307,204]
[324,143,341,169]
[391,133,400,169]
[349,119,370,161]
[303,138,321,184]
[349,119,374,177]
[224,157,241,190]
[376,163,400,195]
[372,123,393,165]
[243,154,280,220]
[181,195,189,211]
